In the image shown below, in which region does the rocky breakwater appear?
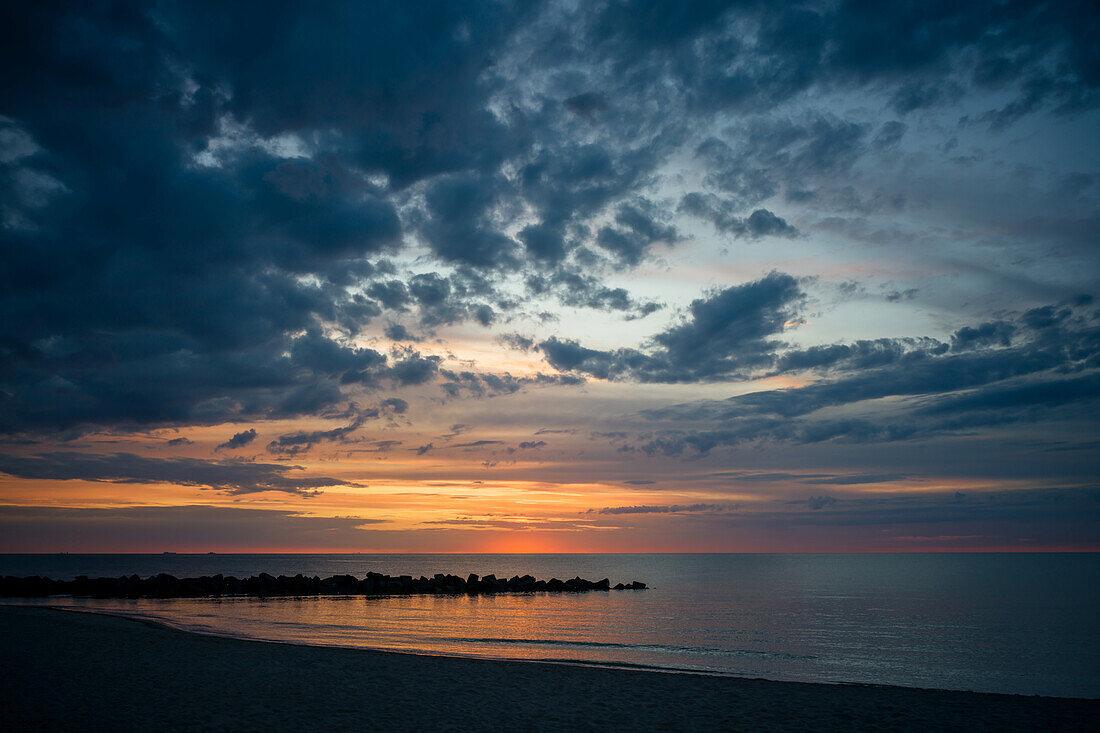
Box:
[0,572,647,599]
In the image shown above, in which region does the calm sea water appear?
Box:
[2,553,1097,698]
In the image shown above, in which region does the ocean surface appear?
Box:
[2,553,1097,698]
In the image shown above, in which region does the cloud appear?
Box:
[539,272,805,382]
[679,194,798,239]
[266,420,363,455]
[631,298,1100,453]
[588,1,1098,120]
[589,503,727,515]
[384,323,421,342]
[803,474,909,486]
[386,352,441,386]
[216,428,257,451]
[438,369,583,399]
[380,398,409,414]
[525,268,663,318]
[563,92,609,117]
[595,200,681,265]
[0,505,388,552]
[885,288,920,302]
[499,333,536,352]
[518,440,547,450]
[0,452,354,496]
[417,173,519,269]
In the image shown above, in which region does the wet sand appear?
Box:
[2,605,1097,731]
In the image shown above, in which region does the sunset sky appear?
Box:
[1,1,1098,552]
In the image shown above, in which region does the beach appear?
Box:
[2,606,1097,731]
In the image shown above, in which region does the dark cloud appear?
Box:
[266,420,362,455]
[354,439,403,453]
[589,504,726,515]
[633,298,1100,453]
[515,141,666,265]
[368,281,411,311]
[679,194,798,239]
[499,333,536,352]
[417,173,518,269]
[951,321,1017,350]
[588,0,1098,120]
[380,398,409,415]
[451,440,505,449]
[540,272,804,382]
[690,116,872,211]
[438,370,583,399]
[0,4,529,436]
[1,0,1096,447]
[563,92,609,118]
[885,288,920,302]
[399,271,502,328]
[216,428,257,451]
[518,440,547,450]
[773,337,948,374]
[384,323,420,342]
[873,121,907,149]
[0,452,353,496]
[386,352,441,386]
[803,474,910,486]
[595,200,680,265]
[0,505,388,552]
[525,268,662,318]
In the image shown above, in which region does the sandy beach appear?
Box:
[1,606,1097,731]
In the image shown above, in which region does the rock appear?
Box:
[0,571,647,599]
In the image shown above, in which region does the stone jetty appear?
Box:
[0,573,647,599]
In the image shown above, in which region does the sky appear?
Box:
[1,0,1098,552]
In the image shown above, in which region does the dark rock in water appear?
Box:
[0,570,646,599]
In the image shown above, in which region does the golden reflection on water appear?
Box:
[23,592,665,667]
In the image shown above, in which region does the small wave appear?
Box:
[429,635,818,661]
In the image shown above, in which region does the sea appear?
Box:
[2,553,1097,699]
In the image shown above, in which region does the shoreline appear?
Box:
[0,603,1074,695]
[3,605,1098,731]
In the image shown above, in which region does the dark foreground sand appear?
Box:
[2,606,1097,732]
